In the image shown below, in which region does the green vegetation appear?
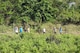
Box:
[0,0,80,25]
[0,33,80,53]
[0,0,80,53]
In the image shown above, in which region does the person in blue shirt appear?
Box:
[19,26,24,39]
[20,26,23,33]
[59,27,62,34]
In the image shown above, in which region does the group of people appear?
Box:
[42,27,62,34]
[14,26,62,34]
[42,27,63,34]
[14,26,30,34]
[53,27,62,34]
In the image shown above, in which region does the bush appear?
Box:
[0,33,80,53]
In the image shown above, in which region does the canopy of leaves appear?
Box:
[0,0,80,25]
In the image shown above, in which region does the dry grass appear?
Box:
[63,24,80,35]
[0,23,80,36]
[41,23,80,35]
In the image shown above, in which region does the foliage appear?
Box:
[0,0,80,25]
[0,33,80,53]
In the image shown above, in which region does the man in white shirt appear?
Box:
[27,27,30,33]
[14,26,18,34]
[43,28,46,33]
